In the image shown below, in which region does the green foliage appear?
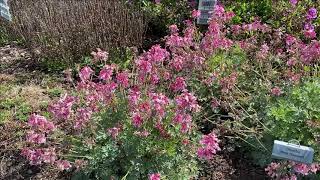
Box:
[266,79,320,161]
[226,0,273,24]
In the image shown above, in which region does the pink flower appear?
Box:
[116,72,130,88]
[304,29,317,39]
[265,162,281,178]
[91,48,108,62]
[99,65,114,81]
[294,163,309,175]
[154,0,161,4]
[192,9,201,18]
[42,148,57,164]
[56,160,72,171]
[28,114,55,132]
[74,108,92,129]
[49,95,76,120]
[197,132,220,160]
[290,0,298,6]
[132,113,144,128]
[22,148,46,165]
[307,8,317,20]
[136,59,152,74]
[128,87,141,106]
[271,86,282,96]
[286,58,296,66]
[214,5,225,18]
[79,66,93,82]
[310,163,319,173]
[147,45,169,63]
[175,92,200,112]
[170,56,184,71]
[149,173,161,180]
[26,131,46,144]
[170,77,187,92]
[285,35,297,46]
[169,24,179,34]
[151,74,160,85]
[107,127,121,139]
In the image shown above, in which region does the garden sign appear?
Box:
[272,140,314,164]
[197,0,217,25]
[0,0,11,21]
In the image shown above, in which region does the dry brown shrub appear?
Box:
[4,0,147,64]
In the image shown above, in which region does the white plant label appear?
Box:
[272,140,314,164]
[197,0,217,25]
[0,0,11,21]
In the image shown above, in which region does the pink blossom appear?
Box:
[132,113,144,128]
[175,92,200,112]
[154,0,161,4]
[107,127,121,139]
[192,9,201,18]
[304,29,317,39]
[128,87,141,106]
[197,132,220,160]
[21,148,43,165]
[285,35,297,46]
[79,66,93,82]
[290,0,298,6]
[307,8,317,20]
[214,5,225,18]
[146,45,169,63]
[151,74,160,85]
[294,163,309,175]
[265,162,281,178]
[49,95,76,120]
[42,148,57,164]
[286,58,297,66]
[116,72,130,88]
[99,65,114,81]
[169,24,179,34]
[26,131,46,144]
[150,93,170,118]
[74,108,92,129]
[28,114,55,132]
[170,56,184,71]
[91,48,108,62]
[170,77,187,92]
[310,163,319,173]
[149,173,161,180]
[136,59,152,74]
[219,73,237,93]
[56,160,72,171]
[271,86,283,96]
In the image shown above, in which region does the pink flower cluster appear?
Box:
[265,161,319,179]
[149,173,161,180]
[49,95,76,120]
[23,115,72,170]
[197,132,221,160]
[91,48,109,62]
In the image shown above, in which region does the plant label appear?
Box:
[197,0,217,25]
[272,140,314,164]
[0,0,11,21]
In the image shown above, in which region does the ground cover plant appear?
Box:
[0,0,319,179]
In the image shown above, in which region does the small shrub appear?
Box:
[5,0,147,64]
